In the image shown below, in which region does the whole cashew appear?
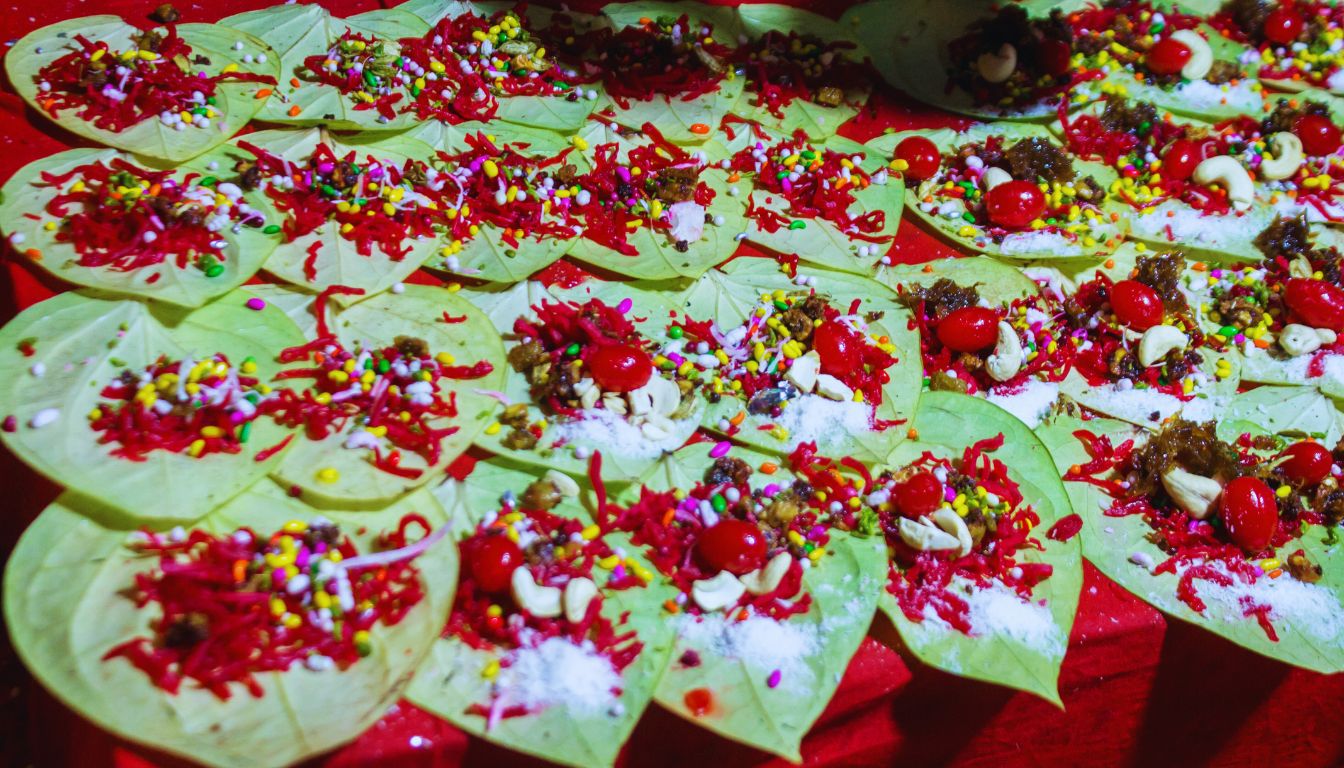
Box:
[930,507,974,557]
[1193,156,1255,210]
[1289,255,1315,279]
[977,43,1017,84]
[1137,325,1189,367]
[691,571,746,612]
[739,552,793,596]
[982,166,1013,191]
[563,576,599,623]
[544,469,580,498]
[986,321,1024,382]
[1169,29,1213,80]
[784,350,820,394]
[1280,323,1324,356]
[1160,466,1222,520]
[898,516,961,552]
[511,567,563,618]
[1260,132,1304,180]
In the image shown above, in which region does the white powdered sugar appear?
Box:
[1179,562,1344,642]
[1174,79,1262,111]
[772,394,873,448]
[922,578,1064,656]
[678,613,817,689]
[496,636,622,714]
[987,380,1060,429]
[550,408,690,459]
[1268,349,1344,386]
[1081,383,1222,425]
[998,231,1083,257]
[1129,200,1272,248]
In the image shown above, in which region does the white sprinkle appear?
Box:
[28,408,59,428]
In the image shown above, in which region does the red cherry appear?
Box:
[588,343,653,393]
[1278,441,1334,486]
[1293,113,1343,156]
[984,179,1047,228]
[1146,36,1193,76]
[936,306,1000,352]
[696,519,768,575]
[1037,38,1073,77]
[1110,280,1165,330]
[466,536,525,593]
[1161,139,1202,181]
[812,320,864,376]
[1284,277,1344,331]
[1219,476,1279,553]
[893,471,944,518]
[1264,6,1305,45]
[894,136,941,182]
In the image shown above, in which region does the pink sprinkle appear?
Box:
[709,440,731,458]
[944,486,957,502]
[245,297,266,311]
[618,298,633,314]
[767,669,782,688]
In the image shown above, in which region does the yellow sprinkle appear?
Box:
[316,467,340,483]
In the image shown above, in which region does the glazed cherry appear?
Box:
[466,536,525,593]
[984,180,1046,228]
[936,306,1000,352]
[893,471,944,518]
[813,320,864,376]
[1037,38,1073,77]
[894,136,941,182]
[1278,441,1334,486]
[1264,6,1305,45]
[696,519,768,575]
[1110,280,1165,330]
[1219,476,1279,553]
[1284,277,1344,331]
[1145,36,1193,76]
[588,343,653,393]
[1161,139,1202,181]
[1294,113,1343,156]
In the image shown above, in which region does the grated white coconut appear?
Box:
[998,231,1083,257]
[1129,200,1272,248]
[771,394,873,448]
[1082,383,1222,424]
[987,380,1060,429]
[678,613,817,690]
[550,408,690,459]
[922,578,1064,656]
[1179,562,1344,642]
[1174,79,1263,111]
[495,636,622,715]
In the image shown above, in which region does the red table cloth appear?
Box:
[1,2,1342,767]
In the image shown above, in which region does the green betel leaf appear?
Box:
[0,290,304,525]
[1215,386,1344,444]
[270,285,506,508]
[567,169,748,281]
[220,128,442,302]
[460,279,558,333]
[219,6,428,130]
[869,125,1122,261]
[874,254,1042,305]
[881,392,1081,705]
[0,148,275,308]
[6,18,279,163]
[1037,415,1344,673]
[476,279,705,485]
[3,482,455,768]
[413,460,677,768]
[236,284,322,339]
[677,258,922,464]
[744,135,903,275]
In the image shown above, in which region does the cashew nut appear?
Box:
[1280,323,1324,356]
[930,507,974,557]
[976,43,1017,84]
[784,350,820,394]
[1137,324,1189,367]
[578,378,601,409]
[986,321,1024,382]
[1289,255,1315,279]
[1160,466,1223,520]
[691,571,747,612]
[544,469,580,498]
[1169,29,1213,81]
[629,375,680,417]
[1319,328,1339,345]
[898,516,961,552]
[1260,132,1304,180]
[815,373,854,401]
[739,552,793,596]
[1192,155,1255,210]
[982,166,1013,191]
[511,567,563,618]
[563,576,599,623]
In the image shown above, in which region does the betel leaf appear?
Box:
[412,460,677,768]
[743,135,903,276]
[6,18,279,163]
[566,169,748,281]
[1214,385,1344,445]
[460,279,558,334]
[874,254,1042,306]
[269,285,506,509]
[0,148,275,308]
[1037,414,1344,673]
[401,118,578,156]
[219,5,428,130]
[0,289,304,525]
[475,279,705,485]
[730,5,870,140]
[235,284,322,340]
[218,128,442,302]
[882,392,1082,705]
[676,258,922,465]
[3,481,455,768]
[868,125,1123,262]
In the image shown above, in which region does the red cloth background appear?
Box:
[1,2,1343,767]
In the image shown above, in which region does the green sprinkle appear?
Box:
[262,224,281,234]
[668,325,683,339]
[800,150,816,160]
[377,359,391,373]
[565,343,581,356]
[239,421,252,443]
[320,184,337,197]
[206,96,217,105]
[199,176,217,187]
[788,220,806,230]
[773,300,789,311]
[961,212,975,223]
[1218,325,1238,337]
[710,494,727,513]
[205,264,224,278]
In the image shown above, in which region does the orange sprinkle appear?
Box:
[907,427,919,440]
[148,183,161,196]
[23,248,41,260]
[922,264,934,273]
[1068,464,1081,476]
[689,123,710,135]
[735,609,750,622]
[255,88,273,99]
[729,410,746,426]
[663,599,680,614]
[759,461,778,474]
[289,77,302,88]
[232,559,247,582]
[1253,338,1271,349]
[288,105,302,117]
[662,507,676,527]
[1103,258,1115,269]
[727,172,740,183]
[1268,569,1283,579]
[1191,261,1207,271]
[1110,212,1121,222]
[639,16,652,23]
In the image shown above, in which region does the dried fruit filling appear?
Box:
[945,6,1077,111]
[104,514,433,698]
[1211,0,1344,88]
[582,14,734,105]
[734,31,865,117]
[302,30,409,120]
